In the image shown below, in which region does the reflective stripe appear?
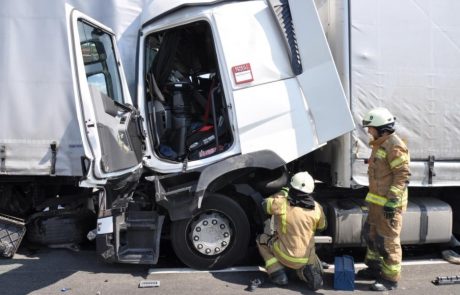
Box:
[274,241,308,264]
[266,198,273,214]
[382,261,401,276]
[265,257,278,269]
[281,199,287,234]
[402,189,408,206]
[389,186,404,198]
[318,217,327,231]
[315,207,321,221]
[365,192,387,206]
[390,154,409,169]
[389,187,408,207]
[375,148,387,159]
[315,207,326,231]
[365,248,382,261]
[280,187,289,197]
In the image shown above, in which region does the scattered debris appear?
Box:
[432,276,460,285]
[0,242,14,258]
[61,287,72,292]
[139,280,160,288]
[245,278,263,292]
[87,229,97,241]
[441,250,460,264]
[0,214,26,258]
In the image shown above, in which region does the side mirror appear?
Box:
[81,40,106,65]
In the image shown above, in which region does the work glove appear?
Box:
[383,199,399,219]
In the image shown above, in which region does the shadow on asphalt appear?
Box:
[211,270,377,294]
[0,236,450,295]
[0,242,150,295]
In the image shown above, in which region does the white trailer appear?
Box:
[0,0,144,254]
[311,0,459,247]
[0,0,458,269]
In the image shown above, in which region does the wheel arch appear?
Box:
[194,150,286,208]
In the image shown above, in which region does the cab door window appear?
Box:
[77,19,124,103]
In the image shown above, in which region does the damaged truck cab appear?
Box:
[2,0,459,270]
[68,0,354,268]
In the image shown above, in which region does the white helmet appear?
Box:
[290,171,315,194]
[362,107,395,128]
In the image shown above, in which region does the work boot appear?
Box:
[269,269,288,286]
[302,264,323,291]
[356,268,380,280]
[370,278,398,291]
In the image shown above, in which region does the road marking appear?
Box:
[0,263,23,274]
[349,259,448,270]
[148,259,448,274]
[149,266,265,274]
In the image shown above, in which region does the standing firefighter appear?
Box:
[256,171,326,291]
[359,107,411,291]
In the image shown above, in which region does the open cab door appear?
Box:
[67,7,144,187]
[66,7,164,265]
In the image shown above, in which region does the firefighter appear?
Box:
[256,171,326,291]
[359,107,410,291]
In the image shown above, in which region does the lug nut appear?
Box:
[196,227,201,232]
[215,247,220,253]
[197,244,203,249]
[220,224,225,229]
[205,248,211,254]
[212,219,218,225]
[193,236,199,241]
[203,221,208,226]
[223,232,229,238]
[221,241,227,246]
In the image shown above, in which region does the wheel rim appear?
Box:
[188,211,233,256]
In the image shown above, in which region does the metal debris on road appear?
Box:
[246,278,263,292]
[139,280,160,288]
[432,275,460,285]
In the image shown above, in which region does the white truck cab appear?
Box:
[2,0,458,269]
[67,0,354,268]
[70,0,354,183]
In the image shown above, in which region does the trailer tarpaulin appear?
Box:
[0,0,144,176]
[350,0,460,186]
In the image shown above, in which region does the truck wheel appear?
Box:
[170,193,250,270]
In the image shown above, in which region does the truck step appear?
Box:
[314,236,332,244]
[118,248,155,264]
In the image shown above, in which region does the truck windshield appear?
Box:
[77,19,124,103]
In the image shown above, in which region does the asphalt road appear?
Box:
[0,245,459,295]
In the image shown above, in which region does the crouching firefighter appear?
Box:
[256,171,326,291]
[359,107,411,291]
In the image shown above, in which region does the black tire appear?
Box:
[252,168,288,195]
[170,193,250,270]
